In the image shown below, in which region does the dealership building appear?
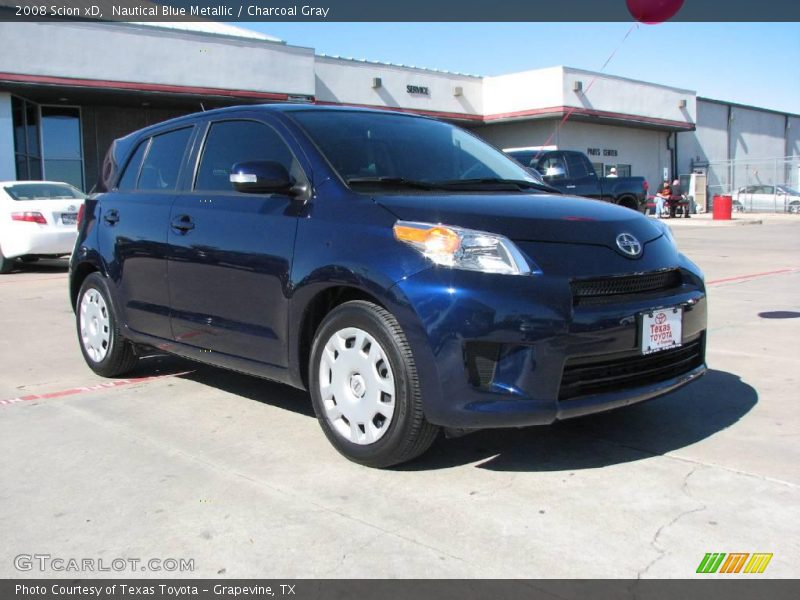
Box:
[1,20,798,199]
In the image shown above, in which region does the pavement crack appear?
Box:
[636,466,707,579]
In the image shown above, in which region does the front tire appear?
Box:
[309,300,439,468]
[76,273,138,377]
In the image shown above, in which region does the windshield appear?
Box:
[778,186,799,195]
[290,110,544,188]
[4,183,85,201]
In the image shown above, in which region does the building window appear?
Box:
[41,106,84,190]
[11,98,85,189]
[11,96,41,180]
[605,164,632,177]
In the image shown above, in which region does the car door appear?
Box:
[564,152,601,200]
[96,126,194,339]
[166,116,309,368]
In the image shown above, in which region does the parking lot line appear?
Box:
[0,371,192,407]
[706,267,799,286]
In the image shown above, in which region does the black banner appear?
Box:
[1,0,799,22]
[3,580,800,600]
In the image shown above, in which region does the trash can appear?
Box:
[713,195,733,220]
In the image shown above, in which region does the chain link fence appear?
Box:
[705,156,800,213]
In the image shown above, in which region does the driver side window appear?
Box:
[195,120,304,192]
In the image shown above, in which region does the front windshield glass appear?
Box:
[290,110,544,187]
[778,186,799,195]
[4,183,85,200]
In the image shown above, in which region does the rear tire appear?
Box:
[0,248,15,274]
[309,300,439,468]
[76,272,138,377]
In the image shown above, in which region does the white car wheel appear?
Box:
[318,326,396,445]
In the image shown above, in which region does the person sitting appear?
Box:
[655,179,671,218]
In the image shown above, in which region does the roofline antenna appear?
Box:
[200,102,206,112]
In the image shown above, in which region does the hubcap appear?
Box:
[79,288,111,363]
[318,327,396,445]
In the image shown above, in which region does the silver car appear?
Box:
[734,184,800,213]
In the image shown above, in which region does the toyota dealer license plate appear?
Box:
[641,307,682,354]
[61,213,77,225]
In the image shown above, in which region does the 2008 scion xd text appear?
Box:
[70,105,707,467]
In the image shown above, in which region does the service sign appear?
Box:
[641,307,683,354]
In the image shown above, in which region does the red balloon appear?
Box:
[626,0,685,24]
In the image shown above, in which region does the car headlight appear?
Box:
[393,220,535,275]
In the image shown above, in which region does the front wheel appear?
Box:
[76,273,138,377]
[309,300,439,468]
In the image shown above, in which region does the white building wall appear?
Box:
[0,22,316,96]
[314,57,482,116]
[0,93,14,181]
[677,99,728,174]
[730,104,788,160]
[561,67,696,126]
[482,67,564,117]
[557,121,669,189]
[471,120,558,151]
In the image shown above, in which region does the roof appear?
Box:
[127,21,283,44]
[316,54,481,78]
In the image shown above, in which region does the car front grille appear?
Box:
[558,336,704,401]
[571,269,683,306]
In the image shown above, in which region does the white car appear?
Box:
[0,181,85,274]
[734,184,800,213]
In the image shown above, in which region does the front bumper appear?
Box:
[389,237,707,429]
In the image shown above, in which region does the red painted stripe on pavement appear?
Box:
[0,371,192,407]
[707,268,799,286]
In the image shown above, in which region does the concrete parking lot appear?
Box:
[1,216,798,579]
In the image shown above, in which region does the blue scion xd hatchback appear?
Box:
[70,105,707,467]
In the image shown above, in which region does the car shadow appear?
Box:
[128,357,755,472]
[131,353,315,418]
[400,369,757,472]
[7,257,70,273]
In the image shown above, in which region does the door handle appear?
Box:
[103,209,119,225]
[171,214,195,233]
[566,185,577,189]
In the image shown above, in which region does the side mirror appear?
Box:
[230,161,293,194]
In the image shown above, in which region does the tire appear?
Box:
[0,248,15,274]
[309,300,439,468]
[76,272,138,377]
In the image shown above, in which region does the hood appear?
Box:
[375,192,663,250]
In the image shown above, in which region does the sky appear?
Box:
[244,22,800,115]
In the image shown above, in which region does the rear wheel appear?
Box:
[309,300,439,468]
[0,248,15,274]
[76,273,138,377]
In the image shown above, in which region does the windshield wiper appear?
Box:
[429,178,559,193]
[346,177,436,190]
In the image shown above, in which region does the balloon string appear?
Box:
[537,22,640,152]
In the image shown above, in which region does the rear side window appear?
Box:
[195,120,300,192]
[137,128,193,191]
[117,141,147,191]
[565,153,590,179]
[4,183,85,200]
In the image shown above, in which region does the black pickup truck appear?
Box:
[505,149,648,212]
